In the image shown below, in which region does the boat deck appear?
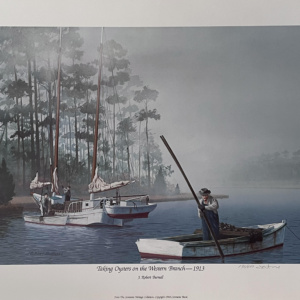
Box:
[163,226,264,243]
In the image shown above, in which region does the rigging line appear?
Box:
[286,225,300,241]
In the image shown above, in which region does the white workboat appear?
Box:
[30,163,157,226]
[136,220,287,259]
[27,192,124,226]
[31,189,157,227]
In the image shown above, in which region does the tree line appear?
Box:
[230,150,300,186]
[0,27,173,195]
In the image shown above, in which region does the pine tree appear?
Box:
[0,158,15,205]
[153,166,167,195]
[175,184,180,195]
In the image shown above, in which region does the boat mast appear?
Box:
[53,27,62,194]
[91,27,104,180]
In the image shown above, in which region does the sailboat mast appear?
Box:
[92,28,104,180]
[54,28,62,170]
[52,27,62,194]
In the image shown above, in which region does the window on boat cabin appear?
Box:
[85,203,89,207]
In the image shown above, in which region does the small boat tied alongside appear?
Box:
[135,220,287,259]
[104,195,156,219]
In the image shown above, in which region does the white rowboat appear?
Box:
[136,220,287,259]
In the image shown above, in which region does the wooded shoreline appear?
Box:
[7,193,229,210]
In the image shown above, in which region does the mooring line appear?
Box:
[286,225,300,241]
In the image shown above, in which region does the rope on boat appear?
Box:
[127,200,138,209]
[286,225,300,241]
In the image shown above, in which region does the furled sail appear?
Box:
[30,172,52,190]
[52,167,59,194]
[88,167,132,193]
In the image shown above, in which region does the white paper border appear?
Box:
[1,1,300,299]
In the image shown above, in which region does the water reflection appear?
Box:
[0,215,22,238]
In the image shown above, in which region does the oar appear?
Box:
[160,135,225,261]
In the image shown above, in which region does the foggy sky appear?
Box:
[81,26,300,191]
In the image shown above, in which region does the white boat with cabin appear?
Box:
[30,170,157,227]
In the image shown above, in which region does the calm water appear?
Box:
[1,187,300,264]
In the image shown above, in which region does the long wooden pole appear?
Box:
[160,135,224,260]
[91,27,104,180]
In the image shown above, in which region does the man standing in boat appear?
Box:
[43,193,50,216]
[198,188,220,240]
[63,185,71,202]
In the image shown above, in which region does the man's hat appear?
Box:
[199,188,211,195]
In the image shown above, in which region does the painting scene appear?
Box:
[0,26,300,265]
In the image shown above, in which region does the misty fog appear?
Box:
[1,26,300,193]
[80,27,300,191]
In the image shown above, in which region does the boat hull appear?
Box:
[64,209,124,227]
[136,221,287,259]
[105,203,157,219]
[24,215,68,226]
